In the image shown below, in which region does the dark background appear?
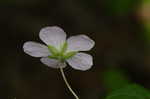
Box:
[0,0,150,99]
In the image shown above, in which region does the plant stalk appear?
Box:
[60,67,79,99]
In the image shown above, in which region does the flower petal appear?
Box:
[67,35,95,52]
[40,57,66,68]
[23,41,50,57]
[39,26,67,50]
[67,53,93,71]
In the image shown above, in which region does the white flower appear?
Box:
[23,26,95,71]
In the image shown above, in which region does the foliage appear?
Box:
[106,84,150,99]
[105,0,137,16]
[103,69,130,91]
[103,69,150,99]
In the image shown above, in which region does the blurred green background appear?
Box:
[0,0,150,99]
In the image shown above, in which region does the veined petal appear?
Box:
[67,53,93,71]
[67,35,95,52]
[23,41,50,57]
[39,26,67,50]
[40,57,66,68]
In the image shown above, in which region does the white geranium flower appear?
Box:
[23,26,95,71]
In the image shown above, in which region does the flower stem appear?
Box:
[60,67,79,99]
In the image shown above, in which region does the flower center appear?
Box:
[47,42,77,61]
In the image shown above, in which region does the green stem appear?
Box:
[60,67,79,99]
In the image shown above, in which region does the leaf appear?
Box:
[105,0,138,16]
[106,84,150,99]
[103,68,130,91]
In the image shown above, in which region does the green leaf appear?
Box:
[106,84,150,99]
[143,0,150,3]
[103,69,130,91]
[105,0,138,16]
